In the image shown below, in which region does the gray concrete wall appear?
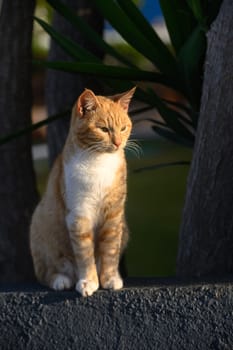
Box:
[0,278,233,349]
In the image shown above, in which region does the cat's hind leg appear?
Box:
[50,273,73,291]
[46,258,76,291]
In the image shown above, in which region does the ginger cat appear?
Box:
[30,87,136,296]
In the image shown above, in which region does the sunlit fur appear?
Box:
[30,87,136,296]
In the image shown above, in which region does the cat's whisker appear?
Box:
[125,140,143,158]
[131,143,143,158]
[86,142,104,155]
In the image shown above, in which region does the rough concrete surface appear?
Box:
[0,278,233,350]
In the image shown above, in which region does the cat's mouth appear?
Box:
[108,143,124,153]
[86,142,124,154]
[97,142,123,153]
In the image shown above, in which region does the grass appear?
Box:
[34,139,192,277]
[125,139,191,277]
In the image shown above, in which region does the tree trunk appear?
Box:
[177,0,233,277]
[46,0,104,165]
[0,1,39,281]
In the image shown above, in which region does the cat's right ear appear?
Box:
[76,89,99,117]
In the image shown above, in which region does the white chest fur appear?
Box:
[64,148,121,229]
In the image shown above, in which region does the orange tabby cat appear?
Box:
[30,87,136,296]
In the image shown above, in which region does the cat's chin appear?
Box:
[108,143,126,153]
[107,147,122,154]
[92,145,122,154]
[80,145,120,154]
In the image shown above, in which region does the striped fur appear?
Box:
[30,87,136,296]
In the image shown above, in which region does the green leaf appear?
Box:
[134,160,190,173]
[36,59,194,141]
[116,0,178,78]
[152,125,194,147]
[35,17,99,62]
[161,98,192,119]
[128,87,194,141]
[145,89,195,142]
[33,60,182,90]
[130,106,157,118]
[205,0,222,27]
[186,0,204,23]
[135,118,167,128]
[178,25,206,110]
[159,0,196,54]
[47,0,135,68]
[93,0,179,78]
[186,1,222,29]
[0,110,70,146]
[34,58,194,142]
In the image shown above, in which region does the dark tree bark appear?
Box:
[46,0,104,165]
[177,0,233,277]
[0,1,38,281]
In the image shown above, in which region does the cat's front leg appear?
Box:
[66,213,99,296]
[98,220,124,290]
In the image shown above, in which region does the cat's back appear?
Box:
[31,153,65,227]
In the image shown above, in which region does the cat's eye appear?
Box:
[121,126,127,132]
[99,126,109,133]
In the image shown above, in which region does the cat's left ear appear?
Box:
[110,87,136,112]
[77,89,99,117]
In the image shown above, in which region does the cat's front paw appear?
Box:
[76,278,99,297]
[101,273,123,290]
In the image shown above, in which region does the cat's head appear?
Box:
[70,87,136,153]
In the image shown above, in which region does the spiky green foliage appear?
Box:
[0,0,222,146]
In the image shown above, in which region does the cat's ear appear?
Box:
[77,89,99,117]
[110,87,136,112]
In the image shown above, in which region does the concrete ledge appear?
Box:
[0,278,233,349]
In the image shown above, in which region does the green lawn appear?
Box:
[125,140,192,277]
[34,139,192,277]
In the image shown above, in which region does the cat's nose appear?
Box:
[113,138,122,148]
